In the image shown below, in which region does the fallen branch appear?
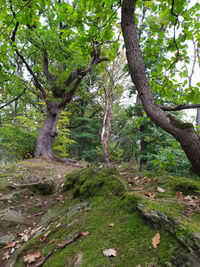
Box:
[32,232,82,267]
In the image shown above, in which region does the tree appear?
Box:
[99,55,125,164]
[121,0,200,176]
[0,0,120,159]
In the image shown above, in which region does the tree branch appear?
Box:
[14,48,46,99]
[0,88,26,109]
[59,41,109,108]
[159,103,200,111]
[43,50,56,82]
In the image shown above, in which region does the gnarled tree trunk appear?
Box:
[121,0,200,176]
[34,102,62,158]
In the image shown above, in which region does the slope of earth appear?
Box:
[0,160,200,267]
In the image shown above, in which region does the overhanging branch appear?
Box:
[159,103,200,111]
[0,88,26,109]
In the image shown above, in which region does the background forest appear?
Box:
[0,0,200,178]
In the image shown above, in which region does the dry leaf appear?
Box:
[145,192,156,198]
[3,251,10,260]
[0,193,3,197]
[82,231,90,237]
[4,241,16,249]
[176,192,184,199]
[21,234,29,242]
[103,248,116,257]
[24,252,41,263]
[85,207,92,211]
[109,223,115,227]
[152,233,160,248]
[157,187,165,193]
[10,248,15,254]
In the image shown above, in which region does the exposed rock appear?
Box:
[8,181,54,195]
[0,234,16,247]
[39,202,88,226]
[0,191,20,201]
[0,208,29,225]
[74,252,83,267]
[66,202,89,217]
[138,202,200,264]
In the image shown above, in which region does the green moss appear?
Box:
[167,177,200,195]
[10,165,200,267]
[167,114,194,130]
[141,197,187,218]
[0,173,11,178]
[121,192,138,212]
[64,167,124,200]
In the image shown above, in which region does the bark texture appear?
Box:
[121,0,200,176]
[135,95,148,170]
[34,102,62,158]
[101,87,113,165]
[196,108,200,127]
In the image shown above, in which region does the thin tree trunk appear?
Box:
[196,108,200,126]
[101,95,112,165]
[14,100,18,118]
[122,0,200,176]
[135,94,148,170]
[34,103,62,158]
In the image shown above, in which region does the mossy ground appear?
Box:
[8,165,199,266]
[1,162,200,266]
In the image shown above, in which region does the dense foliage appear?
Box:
[0,0,200,177]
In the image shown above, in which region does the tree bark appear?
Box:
[121,0,200,176]
[101,93,112,165]
[135,94,148,170]
[196,108,200,127]
[34,102,62,158]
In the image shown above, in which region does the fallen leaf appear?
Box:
[10,247,15,254]
[145,192,156,198]
[24,252,41,263]
[82,231,90,237]
[3,251,10,260]
[0,193,3,197]
[176,192,184,200]
[103,248,116,257]
[157,187,165,193]
[4,241,16,249]
[134,176,139,180]
[40,230,51,242]
[21,234,29,242]
[109,223,115,227]
[184,195,193,201]
[152,233,160,248]
[85,207,92,211]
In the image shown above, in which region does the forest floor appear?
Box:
[0,158,200,266]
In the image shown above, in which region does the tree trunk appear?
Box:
[34,102,62,158]
[101,104,112,165]
[121,0,200,176]
[14,100,18,118]
[136,95,148,170]
[196,108,200,126]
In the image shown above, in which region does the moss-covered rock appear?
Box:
[63,166,125,200]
